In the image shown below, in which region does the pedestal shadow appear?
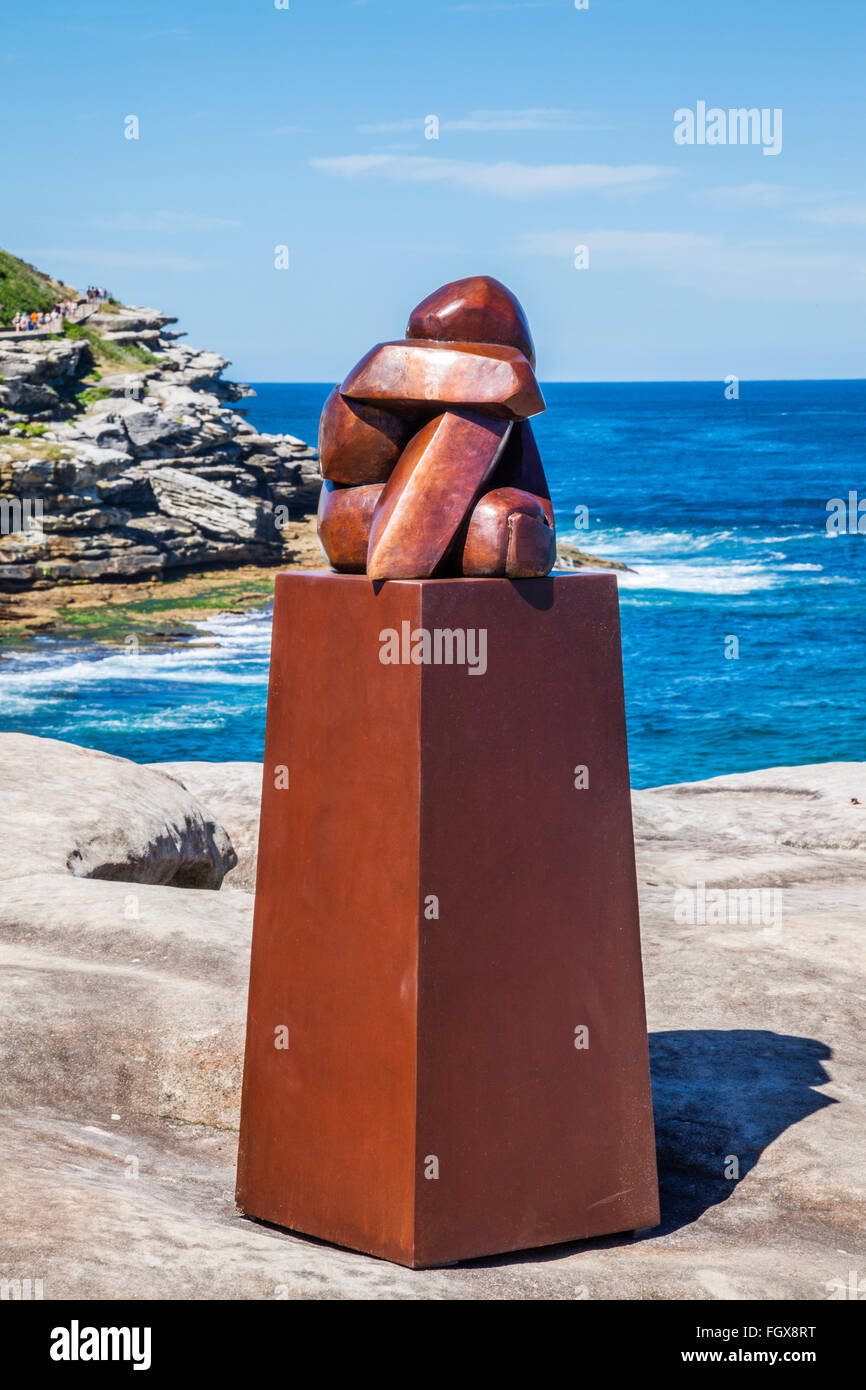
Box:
[648,1027,834,1235]
[464,1027,833,1267]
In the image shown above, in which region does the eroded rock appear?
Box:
[0,310,320,591]
[0,733,236,887]
[149,761,262,891]
[0,758,862,1298]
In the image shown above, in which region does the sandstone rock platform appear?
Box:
[0,740,862,1299]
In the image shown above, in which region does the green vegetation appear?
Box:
[0,249,77,326]
[0,437,69,461]
[76,385,113,407]
[0,572,279,649]
[63,321,159,370]
[56,577,277,644]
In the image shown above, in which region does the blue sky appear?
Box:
[2,0,864,380]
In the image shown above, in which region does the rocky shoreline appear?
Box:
[0,532,628,646]
[0,305,320,594]
[0,543,322,646]
[0,731,862,1298]
[0,300,629,644]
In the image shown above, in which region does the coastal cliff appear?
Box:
[0,255,626,642]
[0,300,320,591]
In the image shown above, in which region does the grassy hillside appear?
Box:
[0,246,157,369]
[63,320,160,370]
[0,249,79,325]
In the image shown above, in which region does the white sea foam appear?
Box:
[559,523,825,594]
[614,562,780,594]
[567,527,733,557]
[83,709,233,732]
[0,654,269,691]
[0,605,273,713]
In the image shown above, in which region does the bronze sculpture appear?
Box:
[237,276,660,1266]
[316,276,556,580]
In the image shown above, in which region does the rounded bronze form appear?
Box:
[316,275,550,579]
[318,386,412,485]
[493,420,554,528]
[406,275,536,369]
[317,479,385,573]
[341,340,544,422]
[460,485,556,578]
[366,411,512,580]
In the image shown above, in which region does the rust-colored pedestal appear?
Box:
[236,571,659,1268]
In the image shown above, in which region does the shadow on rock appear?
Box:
[460,1028,834,1269]
[649,1027,835,1234]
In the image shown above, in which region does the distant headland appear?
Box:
[0,250,625,646]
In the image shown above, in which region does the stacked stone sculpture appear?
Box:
[238,275,660,1267]
[317,276,556,580]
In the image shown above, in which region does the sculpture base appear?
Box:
[236,571,659,1268]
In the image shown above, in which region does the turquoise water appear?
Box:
[1,380,863,788]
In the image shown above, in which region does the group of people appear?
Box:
[9,302,78,333]
[5,282,112,334]
[8,286,110,333]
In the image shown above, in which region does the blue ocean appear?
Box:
[1,381,863,788]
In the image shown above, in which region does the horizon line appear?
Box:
[241,375,866,386]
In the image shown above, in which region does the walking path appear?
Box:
[0,299,102,343]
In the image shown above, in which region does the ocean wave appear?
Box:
[557,519,836,594]
[0,655,269,692]
[72,709,235,732]
[615,562,780,594]
[562,527,733,556]
[736,532,814,545]
[0,608,272,694]
[559,524,819,559]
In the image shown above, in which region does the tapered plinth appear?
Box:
[236,571,658,1268]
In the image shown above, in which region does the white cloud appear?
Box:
[517,227,866,300]
[694,185,866,227]
[445,2,555,10]
[311,154,670,197]
[798,203,866,226]
[521,228,714,263]
[141,26,191,39]
[358,108,609,134]
[92,211,241,232]
[31,249,213,272]
[695,182,795,209]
